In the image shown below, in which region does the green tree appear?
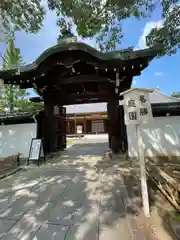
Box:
[146,1,180,56]
[26,102,44,113]
[48,0,154,51]
[0,0,45,42]
[47,0,178,52]
[171,92,180,98]
[1,38,29,112]
[0,82,4,112]
[1,1,179,53]
[0,99,4,112]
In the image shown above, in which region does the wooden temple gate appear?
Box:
[0,37,158,154]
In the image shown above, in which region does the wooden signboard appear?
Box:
[123,89,153,125]
[27,138,45,166]
[121,88,153,218]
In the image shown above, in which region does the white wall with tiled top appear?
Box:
[127,116,180,158]
[0,123,37,158]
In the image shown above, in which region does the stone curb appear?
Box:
[0,167,22,180]
[20,144,75,170]
[0,144,75,174]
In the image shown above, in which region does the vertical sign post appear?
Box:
[121,88,153,218]
[136,124,150,218]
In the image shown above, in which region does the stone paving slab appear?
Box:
[71,203,99,225]
[32,224,68,240]
[48,201,75,226]
[0,197,16,215]
[0,219,17,234]
[1,217,40,240]
[0,196,37,220]
[31,182,67,203]
[23,200,55,223]
[1,201,56,240]
[66,222,99,240]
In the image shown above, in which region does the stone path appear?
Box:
[0,138,157,239]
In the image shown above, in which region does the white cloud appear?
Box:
[154,72,163,77]
[137,20,163,49]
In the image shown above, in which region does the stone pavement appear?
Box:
[0,138,157,240]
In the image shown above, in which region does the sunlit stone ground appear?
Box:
[0,136,157,239]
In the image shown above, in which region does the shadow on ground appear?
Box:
[0,141,159,239]
[126,160,176,240]
[148,178,177,239]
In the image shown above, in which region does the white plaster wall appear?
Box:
[127,116,180,158]
[0,123,37,158]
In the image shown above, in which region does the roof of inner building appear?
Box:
[1,100,180,125]
[0,42,159,81]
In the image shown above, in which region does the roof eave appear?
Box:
[0,43,159,80]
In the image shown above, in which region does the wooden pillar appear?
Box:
[74,114,76,136]
[43,89,66,154]
[67,120,70,134]
[86,120,91,133]
[107,83,121,154]
[35,110,44,139]
[118,105,128,153]
[70,121,74,134]
[84,117,87,134]
[43,99,54,154]
[103,119,108,133]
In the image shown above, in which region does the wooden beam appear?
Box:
[65,98,108,105]
[30,90,127,103]
[42,87,106,105]
[58,74,108,84]
[71,91,106,99]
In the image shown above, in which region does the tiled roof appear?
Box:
[0,112,33,120]
[65,89,180,114]
[0,43,159,79]
[0,89,179,118]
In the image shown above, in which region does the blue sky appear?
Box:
[0,4,180,99]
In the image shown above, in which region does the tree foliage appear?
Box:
[48,0,180,53]
[0,0,45,42]
[26,102,44,113]
[1,38,29,112]
[48,0,156,51]
[171,92,180,98]
[1,0,180,53]
[0,39,44,113]
[146,1,180,55]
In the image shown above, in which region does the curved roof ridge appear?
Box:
[153,89,180,102]
[0,42,159,77]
